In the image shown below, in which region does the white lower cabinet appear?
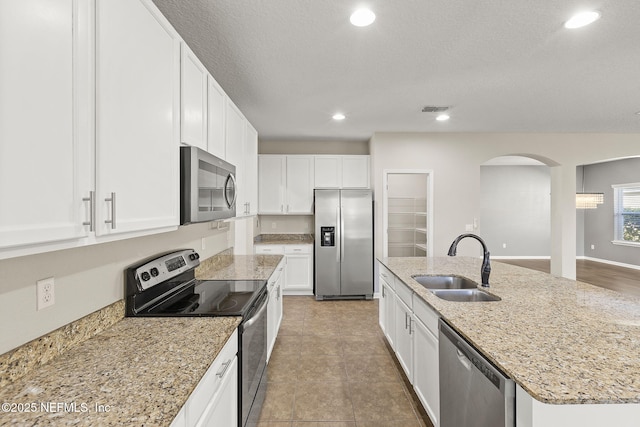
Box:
[413,316,440,427]
[394,295,414,382]
[380,278,396,349]
[172,330,238,427]
[267,259,285,361]
[378,261,440,427]
[255,244,313,295]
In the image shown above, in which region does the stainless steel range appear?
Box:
[125,249,268,427]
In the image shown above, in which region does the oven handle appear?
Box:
[243,292,269,328]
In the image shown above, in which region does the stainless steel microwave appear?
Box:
[180,146,236,224]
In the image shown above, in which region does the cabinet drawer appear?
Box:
[284,244,311,254]
[395,279,413,309]
[379,264,396,291]
[413,296,439,337]
[255,245,285,255]
[186,329,238,426]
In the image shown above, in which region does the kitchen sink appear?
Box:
[430,289,501,302]
[411,275,478,290]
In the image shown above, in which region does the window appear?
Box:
[613,183,640,245]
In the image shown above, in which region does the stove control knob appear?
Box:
[141,271,151,281]
[150,267,159,277]
[189,253,199,261]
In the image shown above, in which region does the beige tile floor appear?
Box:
[258,296,431,427]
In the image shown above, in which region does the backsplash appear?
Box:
[0,300,124,389]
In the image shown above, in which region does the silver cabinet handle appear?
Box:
[404,312,408,329]
[216,359,232,378]
[286,204,289,213]
[82,191,95,231]
[104,192,116,229]
[281,204,284,213]
[409,317,414,335]
[382,286,385,298]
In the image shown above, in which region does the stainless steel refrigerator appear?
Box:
[314,189,373,300]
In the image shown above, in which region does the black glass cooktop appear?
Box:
[142,280,266,316]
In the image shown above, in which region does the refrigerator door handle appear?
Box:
[336,207,340,262]
[340,206,345,262]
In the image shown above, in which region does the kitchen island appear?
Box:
[379,256,640,426]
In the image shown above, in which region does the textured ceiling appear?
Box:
[151,0,640,141]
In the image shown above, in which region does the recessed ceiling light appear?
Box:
[332,113,346,121]
[436,114,450,122]
[564,11,601,29]
[350,8,376,27]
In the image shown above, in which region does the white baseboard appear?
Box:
[579,256,640,271]
[491,256,550,260]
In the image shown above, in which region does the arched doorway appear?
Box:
[480,155,551,259]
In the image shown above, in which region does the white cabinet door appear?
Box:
[342,155,370,188]
[180,43,207,150]
[225,100,245,216]
[258,156,286,214]
[196,356,238,427]
[0,0,91,250]
[207,76,226,159]
[314,156,342,188]
[395,296,414,383]
[267,280,277,361]
[95,0,180,236]
[244,122,259,216]
[413,318,440,427]
[285,156,314,214]
[384,284,397,349]
[284,254,312,293]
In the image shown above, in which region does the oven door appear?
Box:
[240,290,268,427]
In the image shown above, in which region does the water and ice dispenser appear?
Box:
[320,226,335,247]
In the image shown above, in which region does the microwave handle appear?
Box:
[224,173,238,208]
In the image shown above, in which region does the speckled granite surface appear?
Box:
[0,317,240,426]
[254,234,314,245]
[0,300,125,389]
[195,253,284,280]
[379,256,640,405]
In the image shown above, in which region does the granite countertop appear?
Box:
[195,253,284,280]
[254,234,314,245]
[379,256,640,405]
[0,252,286,425]
[0,317,241,426]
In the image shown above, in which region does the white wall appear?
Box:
[0,223,233,354]
[370,132,640,278]
[259,139,369,155]
[480,165,550,257]
[257,215,313,234]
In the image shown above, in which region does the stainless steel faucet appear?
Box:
[447,234,491,287]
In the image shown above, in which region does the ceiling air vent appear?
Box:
[421,106,449,113]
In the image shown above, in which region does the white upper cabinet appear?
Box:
[285,156,314,214]
[314,155,370,188]
[341,155,370,188]
[258,156,286,214]
[95,0,180,236]
[180,43,208,151]
[0,0,92,251]
[258,155,314,214]
[244,122,259,216]
[314,156,342,188]
[207,76,226,159]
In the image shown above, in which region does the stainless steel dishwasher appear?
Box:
[439,320,515,427]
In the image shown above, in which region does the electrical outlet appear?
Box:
[502,243,507,249]
[271,222,277,229]
[37,277,55,310]
[465,224,474,232]
[201,237,206,250]
[591,244,595,250]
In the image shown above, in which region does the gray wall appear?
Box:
[582,157,640,266]
[480,165,550,257]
